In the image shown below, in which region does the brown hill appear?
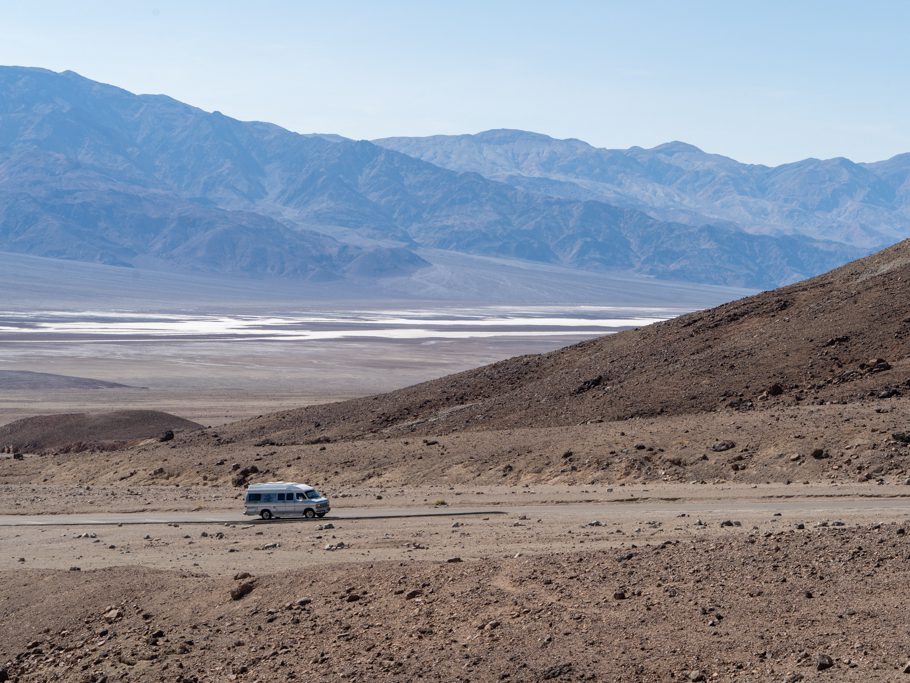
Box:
[0,410,202,454]
[223,238,910,445]
[0,370,133,390]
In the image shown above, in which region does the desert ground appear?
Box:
[2,266,910,682]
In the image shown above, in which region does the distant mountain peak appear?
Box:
[651,140,705,155]
[472,129,557,144]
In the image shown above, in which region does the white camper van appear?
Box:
[243,482,330,520]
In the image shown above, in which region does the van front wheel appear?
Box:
[260,509,273,520]
[304,509,316,519]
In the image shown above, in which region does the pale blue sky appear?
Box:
[1,0,908,165]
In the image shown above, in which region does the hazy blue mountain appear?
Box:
[375,129,910,249]
[0,67,863,289]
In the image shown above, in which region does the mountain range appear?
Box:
[3,66,908,292]
[376,130,910,249]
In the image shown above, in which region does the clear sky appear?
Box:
[1,0,908,165]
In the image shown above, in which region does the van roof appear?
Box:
[246,482,314,491]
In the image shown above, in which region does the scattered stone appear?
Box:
[711,441,735,452]
[446,556,463,563]
[586,520,603,527]
[233,571,252,581]
[688,671,706,682]
[230,581,256,601]
[767,383,785,396]
[325,542,349,551]
[159,430,174,442]
[541,663,574,679]
[103,608,122,623]
[816,654,834,671]
[893,432,910,444]
[720,520,742,527]
[405,589,422,600]
[811,448,830,459]
[613,589,627,600]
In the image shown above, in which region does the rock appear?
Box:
[613,589,627,600]
[405,589,422,600]
[711,441,735,452]
[574,375,604,394]
[810,448,829,459]
[720,520,742,527]
[816,654,834,671]
[768,383,784,396]
[230,581,256,601]
[893,432,910,444]
[159,430,174,442]
[345,593,361,602]
[317,523,335,530]
[541,663,574,679]
[688,671,706,682]
[233,571,252,580]
[0,666,7,682]
[586,520,603,527]
[102,608,122,623]
[296,597,312,606]
[451,521,461,528]
[446,557,463,563]
[868,358,891,373]
[902,660,910,674]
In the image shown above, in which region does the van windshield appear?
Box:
[305,490,322,500]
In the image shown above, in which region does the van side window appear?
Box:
[247,493,261,502]
[296,492,306,501]
[277,493,285,501]
[261,493,274,503]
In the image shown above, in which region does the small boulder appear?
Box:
[230,581,256,601]
[711,441,736,452]
[816,654,834,671]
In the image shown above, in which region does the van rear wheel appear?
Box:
[260,509,273,520]
[304,508,316,519]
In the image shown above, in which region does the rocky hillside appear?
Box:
[223,238,910,444]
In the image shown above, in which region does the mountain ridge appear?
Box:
[0,66,863,289]
[375,129,910,248]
